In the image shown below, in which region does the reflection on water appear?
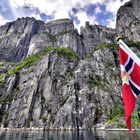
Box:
[0,130,140,140]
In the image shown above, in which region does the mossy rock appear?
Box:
[96,43,118,51]
[47,47,79,61]
[3,112,9,127]
[57,30,72,36]
[39,30,72,42]
[42,116,48,123]
[47,33,57,41]
[0,47,79,84]
[0,95,13,105]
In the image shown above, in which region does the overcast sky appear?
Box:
[0,0,130,31]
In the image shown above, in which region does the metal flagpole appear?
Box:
[116,36,140,67]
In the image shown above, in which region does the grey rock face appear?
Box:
[0,13,130,129]
[7,52,77,128]
[116,0,140,41]
[1,0,140,129]
[1,48,121,129]
[0,17,44,61]
[81,22,116,55]
[27,19,86,59]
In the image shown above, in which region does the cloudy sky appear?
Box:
[0,0,130,31]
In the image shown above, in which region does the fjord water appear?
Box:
[0,130,140,140]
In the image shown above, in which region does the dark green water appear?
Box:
[0,130,140,140]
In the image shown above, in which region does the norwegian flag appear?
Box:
[119,38,140,132]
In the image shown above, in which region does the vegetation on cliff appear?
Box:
[96,40,140,51]
[0,47,78,84]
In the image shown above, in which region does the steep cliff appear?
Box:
[0,17,44,61]
[0,17,121,129]
[0,0,140,129]
[116,0,140,42]
[81,22,116,54]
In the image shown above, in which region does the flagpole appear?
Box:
[116,36,140,67]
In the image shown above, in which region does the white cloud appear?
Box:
[10,0,71,22]
[74,11,97,32]
[95,6,102,14]
[0,0,130,30]
[0,15,10,26]
[9,0,107,20]
[105,0,130,28]
[107,18,116,28]
[71,0,106,7]
[106,0,130,15]
[52,0,71,20]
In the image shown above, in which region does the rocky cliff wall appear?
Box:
[116,0,140,42]
[0,17,120,129]
[0,0,140,129]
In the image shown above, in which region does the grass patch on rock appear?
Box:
[0,47,78,84]
[0,94,15,105]
[96,40,140,51]
[126,40,140,48]
[108,104,124,123]
[96,43,118,51]
[57,30,71,36]
[42,116,48,123]
[47,33,57,41]
[40,30,72,42]
[87,75,108,91]
[47,47,79,61]
[107,105,140,128]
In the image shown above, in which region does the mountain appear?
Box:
[116,0,140,42]
[0,0,140,129]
